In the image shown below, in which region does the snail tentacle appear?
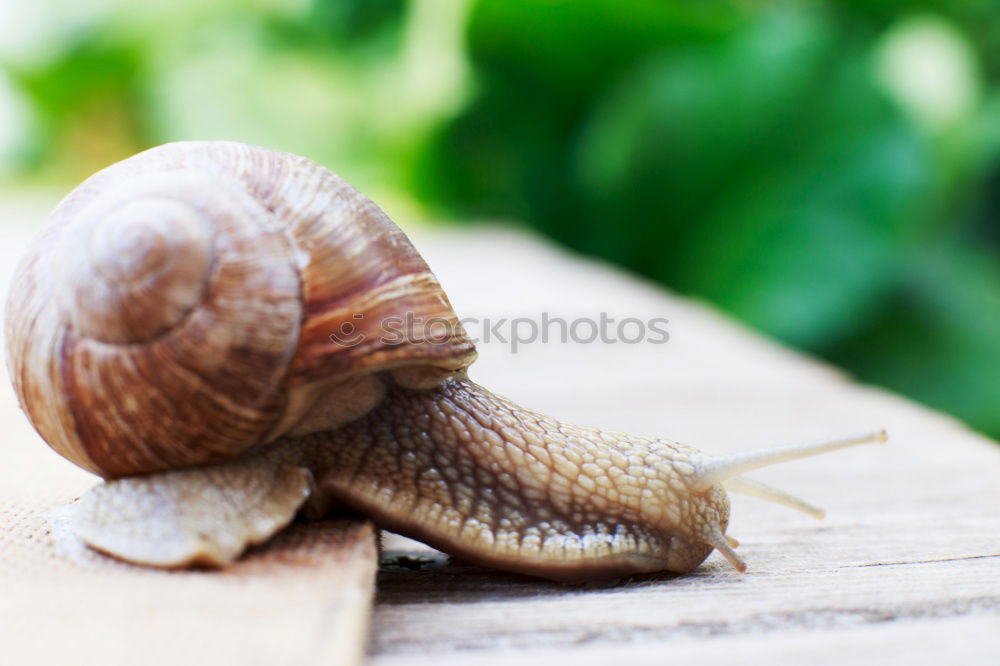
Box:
[691,430,889,491]
[723,476,825,519]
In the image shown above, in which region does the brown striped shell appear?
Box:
[4,142,476,478]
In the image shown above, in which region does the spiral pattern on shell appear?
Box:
[5,142,475,478]
[51,174,218,344]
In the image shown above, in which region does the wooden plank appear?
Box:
[368,226,1000,664]
[0,197,378,666]
[3,196,999,664]
[0,518,377,666]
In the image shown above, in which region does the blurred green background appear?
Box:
[0,0,997,437]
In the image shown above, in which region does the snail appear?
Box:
[4,141,886,582]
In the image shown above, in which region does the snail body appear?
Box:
[5,142,885,581]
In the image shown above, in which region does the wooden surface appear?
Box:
[372,225,1000,664]
[0,196,379,666]
[2,195,999,665]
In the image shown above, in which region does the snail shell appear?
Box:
[5,141,474,478]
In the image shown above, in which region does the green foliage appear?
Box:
[4,35,147,174]
[0,0,997,437]
[415,0,1000,436]
[574,11,932,348]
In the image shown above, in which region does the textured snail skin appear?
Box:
[75,461,313,568]
[74,366,885,581]
[300,374,729,581]
[7,141,885,581]
[77,373,729,580]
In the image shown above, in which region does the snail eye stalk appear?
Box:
[692,430,888,492]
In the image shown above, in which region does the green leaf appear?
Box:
[829,241,1000,436]
[573,6,933,348]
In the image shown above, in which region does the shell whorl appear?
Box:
[5,141,476,478]
[51,173,217,344]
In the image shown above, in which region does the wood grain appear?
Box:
[369,225,1000,665]
[0,197,378,666]
[2,196,998,665]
